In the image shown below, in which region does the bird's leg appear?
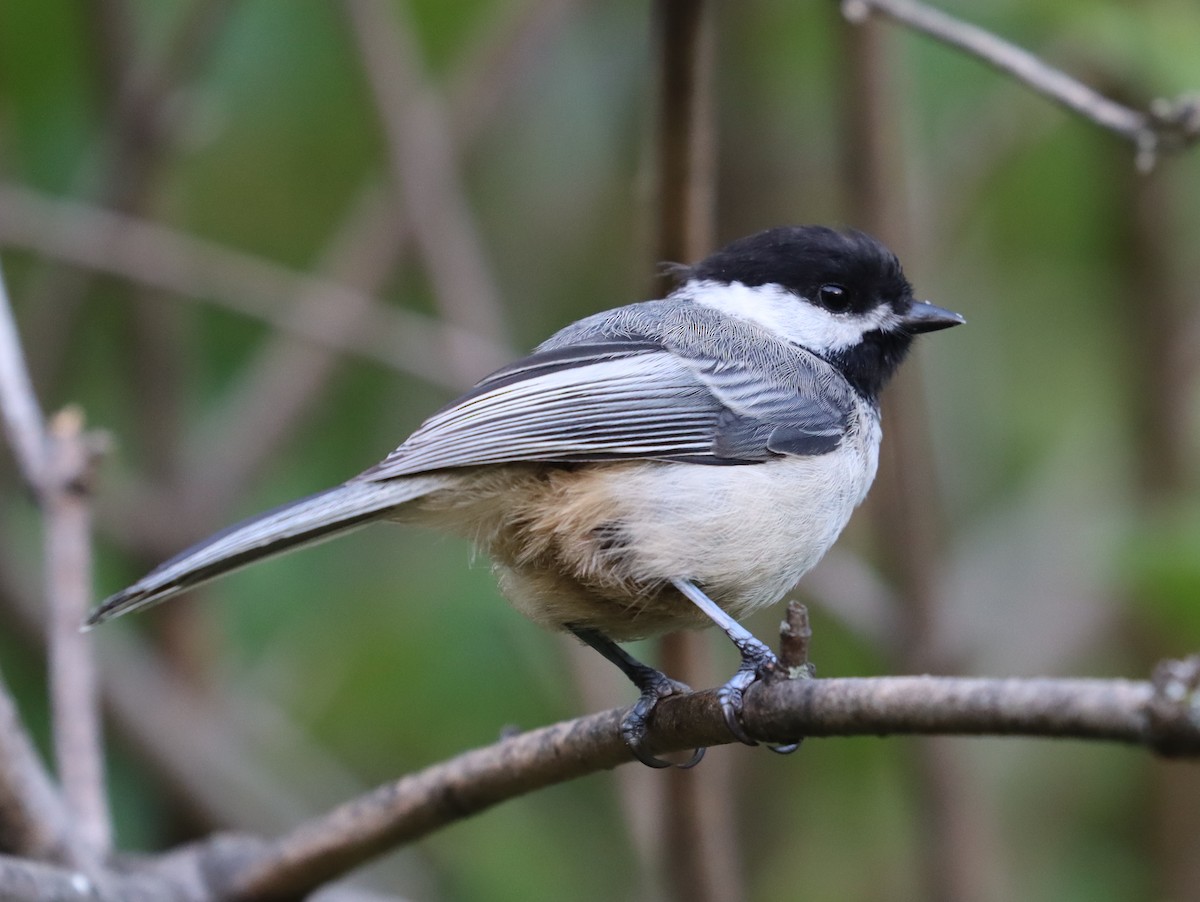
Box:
[670,578,799,754]
[569,625,705,769]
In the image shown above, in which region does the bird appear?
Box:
[87,225,963,767]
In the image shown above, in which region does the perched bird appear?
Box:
[87,225,963,767]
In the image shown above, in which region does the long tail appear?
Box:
[86,475,447,627]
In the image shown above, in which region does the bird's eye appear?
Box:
[818,283,849,312]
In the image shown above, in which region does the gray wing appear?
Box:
[360,338,849,481]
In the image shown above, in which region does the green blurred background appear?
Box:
[1,1,1199,900]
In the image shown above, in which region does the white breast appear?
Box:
[606,409,881,617]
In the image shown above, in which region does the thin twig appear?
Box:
[0,264,105,867]
[0,184,510,391]
[777,601,813,676]
[0,675,79,864]
[43,410,111,857]
[0,539,433,894]
[446,0,581,148]
[343,0,510,386]
[0,262,47,494]
[23,0,236,388]
[842,0,1200,171]
[175,0,571,524]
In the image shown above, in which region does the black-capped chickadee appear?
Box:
[87,225,963,767]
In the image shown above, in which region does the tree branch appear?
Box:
[23,0,236,389]
[2,650,1195,901]
[842,0,1200,171]
[343,0,510,386]
[43,410,111,858]
[0,184,510,392]
[0,263,106,866]
[200,661,1200,900]
[0,677,78,864]
[0,851,195,902]
[0,260,49,494]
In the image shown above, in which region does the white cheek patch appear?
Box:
[681,280,899,353]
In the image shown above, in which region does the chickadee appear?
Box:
[87,225,963,767]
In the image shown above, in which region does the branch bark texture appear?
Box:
[1,666,1196,902]
[843,0,1200,170]
[213,664,1200,900]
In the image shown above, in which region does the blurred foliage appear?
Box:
[1,1,1199,900]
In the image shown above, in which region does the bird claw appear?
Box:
[621,673,706,769]
[716,666,761,746]
[717,640,803,753]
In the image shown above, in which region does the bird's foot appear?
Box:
[622,670,706,769]
[568,625,705,768]
[718,634,801,754]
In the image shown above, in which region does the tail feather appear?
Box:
[86,476,444,627]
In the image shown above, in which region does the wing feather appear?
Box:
[359,337,851,482]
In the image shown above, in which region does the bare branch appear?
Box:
[0,184,510,391]
[0,677,79,864]
[0,261,48,493]
[174,0,572,521]
[0,265,106,868]
[343,0,510,385]
[842,0,1200,171]
[201,663,1200,900]
[446,0,581,148]
[3,641,1196,901]
[777,601,814,676]
[0,852,189,902]
[43,410,111,857]
[23,0,236,388]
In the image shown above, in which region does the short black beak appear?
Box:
[900,300,965,334]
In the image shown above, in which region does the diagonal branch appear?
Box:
[200,661,1200,900]
[173,0,572,526]
[446,0,581,148]
[0,184,511,391]
[0,262,48,495]
[342,0,510,386]
[24,0,236,388]
[0,674,79,865]
[842,0,1200,171]
[2,648,1196,901]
